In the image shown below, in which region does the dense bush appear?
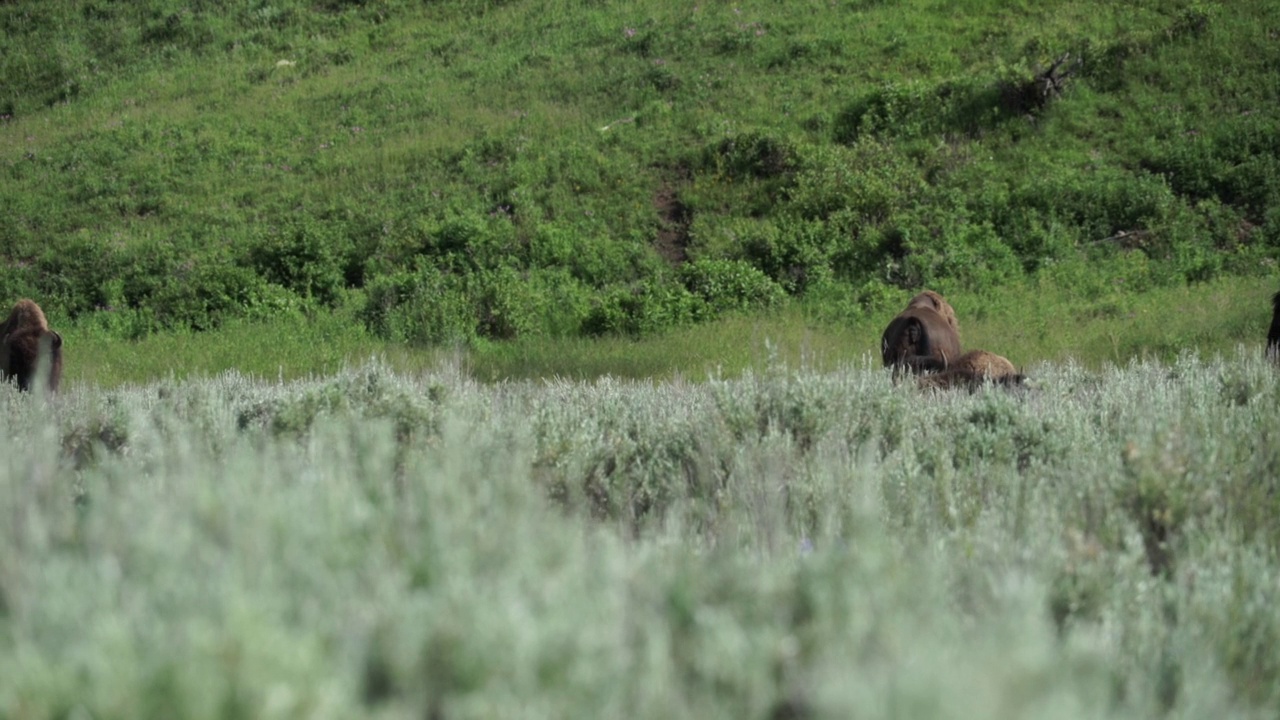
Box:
[679,258,784,316]
[361,263,476,345]
[582,277,703,337]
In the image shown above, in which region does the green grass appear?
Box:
[59,274,1277,387]
[5,350,1280,718]
[2,0,1278,345]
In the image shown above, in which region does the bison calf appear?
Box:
[881,290,962,376]
[1,299,63,392]
[918,349,1025,391]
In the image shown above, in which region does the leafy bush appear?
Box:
[527,223,650,288]
[361,263,476,345]
[832,73,1034,144]
[582,278,701,337]
[707,131,798,181]
[470,266,551,340]
[787,141,924,223]
[248,217,354,307]
[734,217,842,295]
[886,210,1023,291]
[679,258,784,316]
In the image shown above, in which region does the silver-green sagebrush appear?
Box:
[2,349,1279,718]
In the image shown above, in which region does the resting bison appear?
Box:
[918,350,1025,391]
[0,299,63,392]
[881,290,962,376]
[1268,291,1280,363]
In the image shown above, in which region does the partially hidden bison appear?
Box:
[881,290,962,376]
[1268,291,1280,364]
[0,299,63,393]
[917,349,1025,391]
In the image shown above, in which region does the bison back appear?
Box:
[1268,291,1280,363]
[881,308,962,373]
[1,328,62,392]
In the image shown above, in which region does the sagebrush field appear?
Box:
[3,352,1280,718]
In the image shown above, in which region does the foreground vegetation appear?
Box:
[4,351,1280,718]
[3,0,1279,344]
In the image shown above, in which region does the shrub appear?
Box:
[832,74,1029,144]
[707,131,799,181]
[679,258,784,317]
[469,266,550,340]
[888,211,1022,291]
[361,263,476,345]
[737,217,841,295]
[787,141,924,223]
[248,217,354,307]
[527,224,648,287]
[582,278,701,337]
[150,258,272,333]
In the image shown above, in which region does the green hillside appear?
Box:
[2,0,1278,347]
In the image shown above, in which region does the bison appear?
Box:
[1,299,63,392]
[917,349,1025,391]
[1268,291,1280,363]
[881,290,962,376]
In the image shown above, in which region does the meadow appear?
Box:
[61,272,1279,387]
[3,349,1280,719]
[3,0,1279,349]
[4,1,1280,716]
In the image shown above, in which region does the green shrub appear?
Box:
[582,278,701,337]
[1141,117,1280,221]
[248,217,354,307]
[707,131,798,181]
[831,72,1035,144]
[736,217,841,295]
[469,266,549,340]
[680,258,784,317]
[787,141,924,223]
[527,224,648,288]
[888,211,1022,291]
[361,263,476,345]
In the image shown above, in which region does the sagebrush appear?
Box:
[3,350,1280,718]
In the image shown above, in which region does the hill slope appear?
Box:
[2,0,1278,343]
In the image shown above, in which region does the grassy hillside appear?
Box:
[3,0,1278,349]
[6,353,1280,718]
[60,272,1277,387]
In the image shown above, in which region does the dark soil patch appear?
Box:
[652,183,691,265]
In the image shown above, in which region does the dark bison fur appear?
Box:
[1268,291,1280,363]
[881,290,962,376]
[1,299,63,392]
[906,290,959,335]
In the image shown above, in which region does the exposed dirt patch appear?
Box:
[652,183,691,265]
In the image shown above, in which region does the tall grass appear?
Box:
[4,350,1280,718]
[58,273,1278,387]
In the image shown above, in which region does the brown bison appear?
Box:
[1,299,63,392]
[881,290,962,376]
[918,350,1025,391]
[1268,291,1280,363]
